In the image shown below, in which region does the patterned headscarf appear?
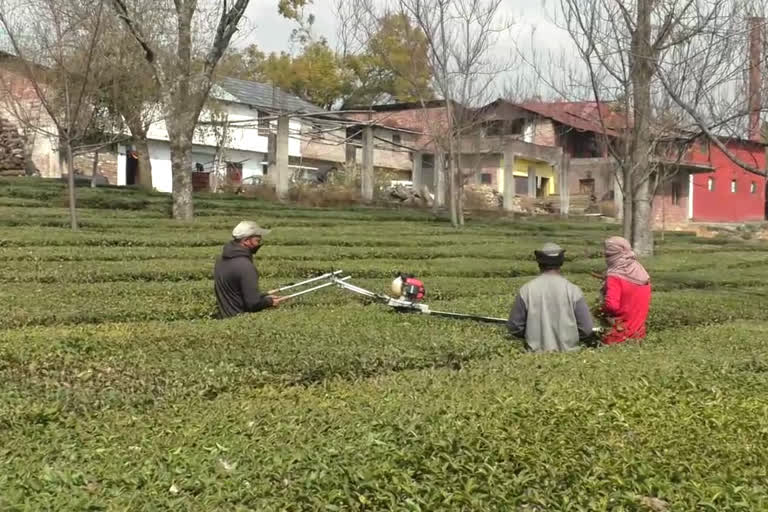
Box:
[604,236,650,285]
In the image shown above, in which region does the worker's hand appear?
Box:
[269,295,284,307]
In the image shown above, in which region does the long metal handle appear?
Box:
[282,276,352,300]
[427,309,508,324]
[268,270,343,294]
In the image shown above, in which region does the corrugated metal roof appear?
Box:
[518,101,629,137]
[214,77,325,113]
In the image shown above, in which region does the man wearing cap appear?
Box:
[507,242,594,352]
[214,220,283,318]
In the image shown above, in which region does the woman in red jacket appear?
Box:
[600,236,651,345]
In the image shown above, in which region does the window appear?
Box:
[579,178,595,195]
[258,110,270,137]
[484,119,525,137]
[731,179,737,193]
[346,126,362,140]
[671,181,681,205]
[751,181,757,194]
[392,133,401,145]
[480,173,492,185]
[707,177,714,191]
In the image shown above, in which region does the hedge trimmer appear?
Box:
[272,270,603,335]
[272,270,508,324]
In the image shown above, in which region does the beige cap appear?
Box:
[232,220,271,240]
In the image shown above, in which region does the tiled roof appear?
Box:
[214,77,325,113]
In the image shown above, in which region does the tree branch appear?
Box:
[657,65,766,177]
[110,0,159,74]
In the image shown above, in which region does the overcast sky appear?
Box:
[239,0,573,55]
[237,0,577,99]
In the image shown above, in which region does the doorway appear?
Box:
[537,177,550,198]
[126,150,138,185]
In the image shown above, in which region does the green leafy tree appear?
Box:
[218,11,433,109]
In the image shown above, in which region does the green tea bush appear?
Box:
[3,323,768,509]
[3,181,768,509]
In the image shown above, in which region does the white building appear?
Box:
[116,77,325,192]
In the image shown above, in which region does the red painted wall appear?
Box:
[689,141,766,222]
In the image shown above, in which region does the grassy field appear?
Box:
[2,178,768,510]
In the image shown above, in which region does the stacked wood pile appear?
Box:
[0,116,26,176]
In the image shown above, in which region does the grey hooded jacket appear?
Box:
[214,241,273,318]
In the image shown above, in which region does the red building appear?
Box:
[689,139,766,223]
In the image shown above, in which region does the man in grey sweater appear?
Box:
[214,221,283,318]
[508,243,594,352]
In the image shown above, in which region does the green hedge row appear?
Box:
[0,243,604,264]
[3,271,766,331]
[2,322,768,509]
[1,251,760,287]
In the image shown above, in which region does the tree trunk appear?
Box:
[622,168,633,240]
[629,0,654,256]
[168,133,194,220]
[65,142,78,231]
[132,132,153,190]
[455,138,465,226]
[632,177,653,256]
[90,148,100,188]
[448,148,459,227]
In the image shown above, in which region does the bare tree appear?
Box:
[0,0,120,230]
[109,0,253,220]
[64,5,162,190]
[94,22,161,189]
[554,0,768,256]
[343,0,509,227]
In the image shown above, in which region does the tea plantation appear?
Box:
[2,178,768,510]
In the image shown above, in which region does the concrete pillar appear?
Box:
[276,115,290,199]
[345,143,357,170]
[614,172,624,220]
[557,154,570,216]
[502,150,516,211]
[433,150,446,207]
[412,151,423,187]
[266,133,277,184]
[361,125,374,201]
[527,166,537,198]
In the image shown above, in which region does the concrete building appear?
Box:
[342,100,568,205]
[115,77,322,193]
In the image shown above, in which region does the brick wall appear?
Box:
[344,107,449,151]
[462,153,501,187]
[72,147,118,185]
[652,176,690,229]
[301,126,416,172]
[533,119,556,147]
[568,158,616,200]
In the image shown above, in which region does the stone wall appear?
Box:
[72,146,118,185]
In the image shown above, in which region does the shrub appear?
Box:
[4,182,768,509]
[288,183,362,207]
